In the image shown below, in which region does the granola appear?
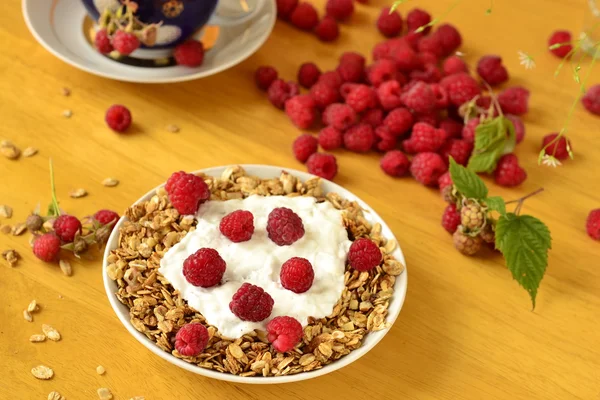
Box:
[107,167,405,377]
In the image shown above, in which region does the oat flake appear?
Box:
[12,223,26,236]
[27,300,38,313]
[23,310,33,322]
[69,188,87,198]
[0,205,12,218]
[96,365,106,375]
[102,178,119,187]
[97,388,113,400]
[59,260,72,276]
[31,365,54,380]
[23,147,38,157]
[30,334,46,342]
[42,324,61,341]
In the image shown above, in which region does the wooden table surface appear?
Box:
[1,0,599,398]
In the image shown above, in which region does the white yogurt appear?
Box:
[158,195,351,339]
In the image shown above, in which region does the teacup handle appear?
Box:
[208,0,265,26]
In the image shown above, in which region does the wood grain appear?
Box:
[1,0,599,398]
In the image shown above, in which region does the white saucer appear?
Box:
[22,0,276,83]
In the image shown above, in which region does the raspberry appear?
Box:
[280,257,314,293]
[310,82,340,110]
[390,46,420,73]
[439,139,473,166]
[336,61,364,83]
[542,133,571,160]
[404,31,423,50]
[317,71,343,89]
[380,150,410,177]
[345,85,377,112]
[286,95,317,128]
[267,79,299,109]
[493,154,527,187]
[376,7,403,38]
[94,29,113,54]
[33,233,61,262]
[326,0,354,20]
[410,64,442,84]
[175,323,209,357]
[297,63,321,88]
[476,55,509,86]
[165,171,210,214]
[498,86,529,115]
[53,215,82,243]
[219,210,255,242]
[111,30,140,55]
[318,126,343,150]
[255,66,278,91]
[548,30,573,58]
[479,224,495,244]
[401,81,436,113]
[439,118,464,138]
[315,16,340,42]
[307,153,338,180]
[414,111,440,127]
[460,200,485,231]
[440,73,481,107]
[402,122,447,153]
[434,23,462,56]
[340,52,366,66]
[348,238,382,271]
[174,40,204,67]
[292,134,318,162]
[442,55,468,76]
[290,2,319,30]
[438,171,456,203]
[442,204,461,234]
[362,108,384,128]
[383,107,414,136]
[430,83,449,108]
[266,316,303,353]
[506,114,525,144]
[344,123,375,152]
[105,105,132,132]
[462,118,479,143]
[94,209,119,226]
[322,103,357,130]
[582,84,600,115]
[453,228,482,256]
[586,209,600,240]
[377,80,403,110]
[476,95,493,110]
[417,35,443,58]
[367,59,398,87]
[417,52,438,67]
[372,41,391,60]
[267,207,305,246]
[230,283,274,322]
[410,152,448,186]
[374,126,397,152]
[276,0,298,19]
[438,171,453,190]
[406,8,431,33]
[183,248,226,287]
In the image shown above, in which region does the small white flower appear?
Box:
[541,154,562,167]
[518,51,536,70]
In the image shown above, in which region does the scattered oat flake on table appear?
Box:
[23,310,33,322]
[166,124,180,133]
[0,225,11,234]
[96,365,106,375]
[48,391,66,400]
[11,223,26,236]
[42,324,61,341]
[23,147,38,157]
[69,188,87,198]
[97,388,113,400]
[129,397,145,400]
[27,300,39,313]
[2,249,19,267]
[30,334,46,342]
[62,109,73,118]
[0,141,20,159]
[0,205,12,218]
[31,365,54,380]
[59,259,72,276]
[61,87,71,97]
[102,178,119,187]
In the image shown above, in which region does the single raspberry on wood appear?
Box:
[402,122,447,153]
[362,108,384,128]
[440,73,481,107]
[376,7,403,37]
[280,257,314,293]
[542,133,571,160]
[442,204,461,234]
[377,80,403,111]
[434,23,462,56]
[306,153,338,180]
[506,114,525,143]
[586,209,600,241]
[348,238,382,271]
[383,107,414,136]
[53,215,82,243]
[94,209,119,227]
[175,323,209,357]
[286,95,317,128]
[548,30,573,58]
[401,81,436,113]
[410,152,448,186]
[255,66,279,90]
[380,150,410,177]
[453,228,482,256]
[229,283,274,322]
[406,8,431,33]
[344,123,375,152]
[105,105,132,132]
[498,86,530,115]
[111,30,140,55]
[315,16,340,42]
[267,316,303,353]
[323,103,357,130]
[345,84,377,113]
[267,79,299,109]
[442,56,468,76]
[582,84,600,115]
[33,233,61,262]
[367,59,398,87]
[439,139,473,166]
[476,55,509,86]
[290,2,319,30]
[94,29,113,54]
[439,118,464,138]
[318,126,343,150]
[297,63,321,88]
[267,207,305,246]
[493,154,527,187]
[174,40,205,67]
[326,0,354,21]
[220,210,255,242]
[165,171,211,214]
[292,134,318,163]
[183,248,226,287]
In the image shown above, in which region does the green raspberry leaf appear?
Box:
[449,157,488,199]
[468,116,514,173]
[495,213,552,309]
[485,196,506,216]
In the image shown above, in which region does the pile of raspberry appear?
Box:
[255,6,534,187]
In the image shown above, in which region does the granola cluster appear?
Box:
[106,166,405,377]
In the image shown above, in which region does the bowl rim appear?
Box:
[102,164,408,384]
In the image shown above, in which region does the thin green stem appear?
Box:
[415,0,462,33]
[486,0,493,14]
[49,159,60,216]
[504,188,544,205]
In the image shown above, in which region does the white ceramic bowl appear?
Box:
[102,165,408,384]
